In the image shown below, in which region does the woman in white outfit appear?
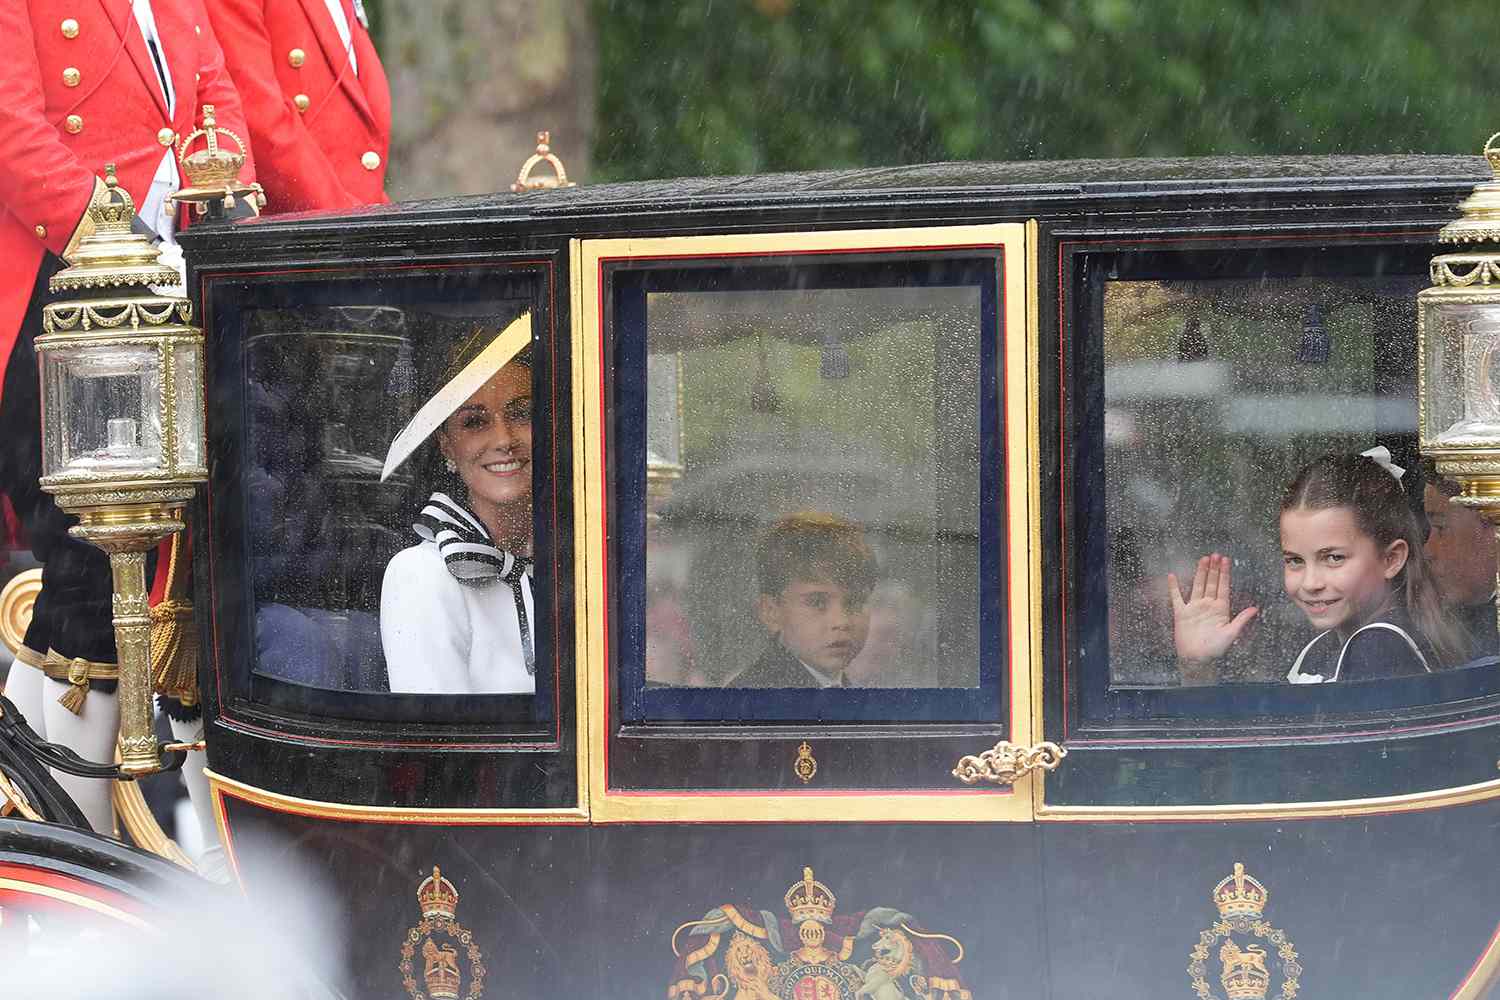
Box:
[379,317,536,695]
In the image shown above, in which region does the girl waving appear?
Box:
[1170,449,1467,683]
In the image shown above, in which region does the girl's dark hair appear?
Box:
[1281,452,1467,666]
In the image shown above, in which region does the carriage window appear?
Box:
[210,269,558,728]
[1092,263,1500,721]
[610,254,1007,724]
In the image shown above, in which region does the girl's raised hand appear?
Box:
[1167,553,1259,665]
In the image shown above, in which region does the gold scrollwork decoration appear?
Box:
[0,769,43,821]
[1430,255,1500,288]
[951,740,1067,786]
[0,567,42,655]
[111,744,196,869]
[118,734,159,757]
[42,305,82,332]
[43,295,190,333]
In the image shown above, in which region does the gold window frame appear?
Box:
[572,224,1038,823]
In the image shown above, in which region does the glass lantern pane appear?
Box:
[173,341,205,472]
[42,342,164,479]
[1422,298,1500,447]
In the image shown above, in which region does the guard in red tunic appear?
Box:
[207,0,392,212]
[0,0,257,838]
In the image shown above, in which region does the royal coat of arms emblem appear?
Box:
[1187,863,1302,1000]
[669,867,971,1000]
[399,866,487,1000]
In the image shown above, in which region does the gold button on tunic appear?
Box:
[62,67,80,87]
[288,47,306,68]
[65,114,83,134]
[361,151,380,171]
[294,93,310,112]
[60,18,79,39]
[157,127,175,147]
[34,225,46,239]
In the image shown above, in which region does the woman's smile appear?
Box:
[481,457,526,476]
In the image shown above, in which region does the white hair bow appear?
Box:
[1360,445,1405,481]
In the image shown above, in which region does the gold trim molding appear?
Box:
[0,875,157,932]
[573,224,1036,823]
[113,743,195,870]
[1452,922,1500,1000]
[205,769,590,826]
[1036,774,1500,822]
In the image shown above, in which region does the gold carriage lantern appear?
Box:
[35,165,207,776]
[1420,136,1500,534]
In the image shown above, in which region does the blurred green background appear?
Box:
[365,0,1498,196]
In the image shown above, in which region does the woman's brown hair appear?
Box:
[1281,452,1468,666]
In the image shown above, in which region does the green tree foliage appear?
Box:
[592,0,1497,181]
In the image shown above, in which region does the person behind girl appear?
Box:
[1170,448,1467,683]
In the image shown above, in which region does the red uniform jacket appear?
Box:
[0,0,257,410]
[208,0,391,213]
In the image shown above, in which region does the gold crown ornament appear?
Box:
[417,866,460,920]
[1212,863,1269,920]
[784,867,837,924]
[171,104,267,216]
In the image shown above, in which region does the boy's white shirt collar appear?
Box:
[795,656,844,688]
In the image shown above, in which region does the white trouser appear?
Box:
[3,656,117,834]
[168,714,228,880]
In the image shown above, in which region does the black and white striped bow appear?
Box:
[414,492,535,675]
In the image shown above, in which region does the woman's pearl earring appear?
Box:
[444,458,457,473]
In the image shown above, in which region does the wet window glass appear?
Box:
[610,255,1007,724]
[211,271,557,727]
[1095,268,1500,707]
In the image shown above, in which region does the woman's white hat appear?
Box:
[380,312,532,482]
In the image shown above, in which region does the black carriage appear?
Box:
[6,154,1500,999]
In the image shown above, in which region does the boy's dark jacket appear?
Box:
[729,641,820,688]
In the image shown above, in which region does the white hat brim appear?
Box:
[380,312,532,482]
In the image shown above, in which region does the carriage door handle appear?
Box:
[952,741,1067,786]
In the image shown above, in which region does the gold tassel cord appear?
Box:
[57,677,88,715]
[41,651,118,716]
[148,534,199,705]
[148,598,198,704]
